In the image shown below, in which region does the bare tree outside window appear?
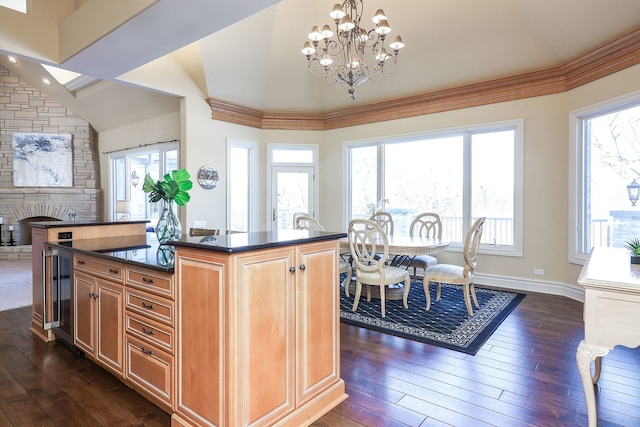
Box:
[584,103,640,250]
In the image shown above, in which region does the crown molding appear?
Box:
[206,27,640,131]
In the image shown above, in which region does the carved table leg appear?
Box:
[576,340,610,427]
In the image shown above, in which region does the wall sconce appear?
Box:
[131,170,139,187]
[627,179,640,206]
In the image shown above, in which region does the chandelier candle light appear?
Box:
[301,0,405,100]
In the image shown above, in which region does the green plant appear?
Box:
[625,237,640,256]
[142,169,193,206]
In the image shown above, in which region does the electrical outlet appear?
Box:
[533,268,544,275]
[192,220,207,228]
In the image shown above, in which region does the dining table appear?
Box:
[340,235,450,300]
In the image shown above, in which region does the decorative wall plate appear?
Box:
[198,166,218,189]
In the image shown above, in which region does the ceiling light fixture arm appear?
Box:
[301,0,405,100]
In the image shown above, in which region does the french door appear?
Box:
[270,166,316,230]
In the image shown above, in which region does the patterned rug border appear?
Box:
[340,283,525,355]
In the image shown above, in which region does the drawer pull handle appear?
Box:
[142,327,155,335]
[109,268,119,274]
[142,277,154,284]
[140,347,154,355]
[78,260,85,265]
[142,302,154,310]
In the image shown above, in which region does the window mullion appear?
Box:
[462,132,472,234]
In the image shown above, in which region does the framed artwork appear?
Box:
[12,133,73,187]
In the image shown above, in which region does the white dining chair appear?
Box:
[405,213,442,278]
[294,214,325,231]
[369,211,394,235]
[348,218,411,318]
[291,211,308,228]
[422,217,486,316]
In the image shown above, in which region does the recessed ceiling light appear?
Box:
[7,55,16,63]
[41,76,51,86]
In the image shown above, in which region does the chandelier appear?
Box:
[301,1,405,100]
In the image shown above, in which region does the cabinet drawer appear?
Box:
[125,311,174,354]
[74,255,124,283]
[125,335,173,410]
[126,267,174,300]
[125,290,174,326]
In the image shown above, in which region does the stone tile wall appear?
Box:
[0,65,102,256]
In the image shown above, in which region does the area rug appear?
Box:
[340,279,525,355]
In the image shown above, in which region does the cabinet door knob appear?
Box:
[299,264,306,270]
[289,267,296,273]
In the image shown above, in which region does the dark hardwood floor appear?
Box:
[1,290,639,426]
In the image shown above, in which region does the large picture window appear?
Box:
[346,120,523,256]
[570,92,640,263]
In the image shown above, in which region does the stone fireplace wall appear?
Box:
[0,65,101,258]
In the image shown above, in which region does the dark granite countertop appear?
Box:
[45,230,346,273]
[31,220,150,228]
[47,233,173,273]
[168,230,347,253]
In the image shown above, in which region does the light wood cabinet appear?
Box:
[171,239,346,427]
[73,263,125,377]
[30,221,147,342]
[124,266,175,412]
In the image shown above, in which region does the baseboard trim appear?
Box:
[474,273,585,303]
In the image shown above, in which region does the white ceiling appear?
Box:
[2,0,640,131]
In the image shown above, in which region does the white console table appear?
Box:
[576,246,640,427]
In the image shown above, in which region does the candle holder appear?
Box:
[8,229,15,246]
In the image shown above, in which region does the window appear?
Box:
[570,91,640,263]
[346,120,523,256]
[109,143,178,222]
[227,139,258,232]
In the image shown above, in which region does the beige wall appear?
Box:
[99,61,640,294]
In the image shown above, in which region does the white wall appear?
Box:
[99,60,640,296]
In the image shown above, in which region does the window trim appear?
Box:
[108,141,178,222]
[343,119,523,257]
[569,89,640,264]
[267,144,319,231]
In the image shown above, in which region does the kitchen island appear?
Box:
[37,226,347,427]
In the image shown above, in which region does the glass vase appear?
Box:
[155,200,182,243]
[156,245,175,267]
